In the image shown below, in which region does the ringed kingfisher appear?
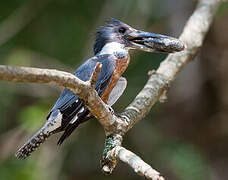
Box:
[15,18,184,159]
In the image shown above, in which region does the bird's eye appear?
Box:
[119,27,126,34]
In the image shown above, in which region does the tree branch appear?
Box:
[0,65,116,131]
[101,0,222,177]
[121,0,221,132]
[114,146,164,180]
[0,0,222,179]
[89,62,102,88]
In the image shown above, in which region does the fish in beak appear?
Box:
[127,30,185,53]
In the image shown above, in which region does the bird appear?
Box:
[15,18,184,159]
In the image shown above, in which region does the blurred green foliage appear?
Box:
[0,158,46,180]
[160,142,209,180]
[19,104,48,131]
[216,1,228,17]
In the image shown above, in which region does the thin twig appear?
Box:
[90,62,102,88]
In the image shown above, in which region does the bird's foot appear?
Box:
[107,105,121,118]
[108,105,115,115]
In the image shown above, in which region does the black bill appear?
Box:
[127,30,185,53]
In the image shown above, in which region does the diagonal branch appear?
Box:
[101,0,222,177]
[89,62,103,88]
[121,0,222,132]
[0,65,115,131]
[113,146,164,180]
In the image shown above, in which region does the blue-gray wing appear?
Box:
[16,54,118,156]
[48,54,116,130]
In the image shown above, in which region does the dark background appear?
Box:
[0,0,228,180]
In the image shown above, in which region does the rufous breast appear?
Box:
[101,54,130,103]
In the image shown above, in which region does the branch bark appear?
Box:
[0,65,116,131]
[121,0,222,132]
[101,0,222,176]
[0,0,222,179]
[106,146,164,180]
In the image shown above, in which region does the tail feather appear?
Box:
[57,108,90,145]
[15,110,63,159]
[15,126,52,159]
[57,122,80,145]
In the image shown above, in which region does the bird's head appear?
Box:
[94,18,185,55]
